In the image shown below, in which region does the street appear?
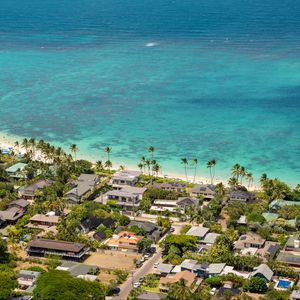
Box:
[112,222,183,300]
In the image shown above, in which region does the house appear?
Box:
[234,232,279,260]
[101,186,147,211]
[229,190,256,203]
[251,264,273,282]
[137,292,167,300]
[159,270,201,292]
[221,266,250,279]
[150,182,186,192]
[291,290,300,300]
[27,238,89,261]
[93,230,106,241]
[106,231,143,253]
[208,263,226,277]
[56,262,98,277]
[200,233,220,246]
[5,163,27,178]
[28,213,59,227]
[66,174,99,204]
[128,220,162,242]
[78,216,115,234]
[19,179,52,201]
[262,212,279,223]
[269,199,300,211]
[277,252,300,269]
[0,199,29,227]
[151,197,199,213]
[186,226,209,240]
[111,170,141,188]
[235,232,265,250]
[237,215,247,225]
[155,263,174,276]
[17,270,40,292]
[284,234,300,252]
[189,184,216,200]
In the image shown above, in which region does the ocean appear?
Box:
[1,0,300,185]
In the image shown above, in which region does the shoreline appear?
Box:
[0,133,262,191]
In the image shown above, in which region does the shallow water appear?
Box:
[1,0,300,185]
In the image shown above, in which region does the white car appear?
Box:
[133,282,141,288]
[153,263,159,268]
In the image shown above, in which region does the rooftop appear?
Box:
[112,170,141,181]
[30,214,59,224]
[6,162,27,173]
[186,226,209,238]
[28,238,86,253]
[251,264,273,281]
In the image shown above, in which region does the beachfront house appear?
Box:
[229,190,256,203]
[99,186,146,211]
[5,162,28,179]
[150,182,186,192]
[150,197,199,213]
[19,179,52,201]
[189,184,216,200]
[269,199,300,211]
[66,174,100,205]
[27,238,89,261]
[111,170,141,188]
[186,226,210,241]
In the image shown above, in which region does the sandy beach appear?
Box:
[0,133,260,190]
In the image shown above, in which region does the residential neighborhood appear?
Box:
[0,140,300,300]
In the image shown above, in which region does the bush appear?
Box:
[113,269,128,284]
[243,277,268,293]
[143,274,159,288]
[205,276,222,288]
[27,266,46,273]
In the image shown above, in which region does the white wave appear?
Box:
[145,42,159,47]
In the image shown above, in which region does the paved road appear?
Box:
[113,248,162,300]
[112,223,183,300]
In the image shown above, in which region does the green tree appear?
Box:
[0,270,17,300]
[243,277,268,293]
[137,238,152,253]
[168,279,193,300]
[192,158,198,184]
[207,160,216,184]
[69,144,79,162]
[33,270,106,300]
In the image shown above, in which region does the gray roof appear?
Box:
[186,226,209,238]
[112,170,141,181]
[156,263,174,274]
[190,184,216,194]
[202,233,220,245]
[9,199,29,208]
[180,259,198,270]
[0,207,24,221]
[106,186,146,197]
[251,264,273,282]
[77,174,99,183]
[208,263,226,274]
[277,252,300,265]
[129,220,157,233]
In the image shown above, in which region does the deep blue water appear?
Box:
[1,0,300,185]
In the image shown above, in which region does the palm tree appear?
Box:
[207,160,216,184]
[228,177,239,189]
[152,163,160,177]
[104,146,112,161]
[96,160,103,170]
[168,279,192,300]
[145,159,151,176]
[231,163,241,180]
[22,138,29,154]
[181,158,188,182]
[148,146,155,159]
[14,141,19,154]
[140,156,146,174]
[29,138,36,158]
[70,144,78,161]
[215,182,226,197]
[239,166,246,185]
[245,172,253,189]
[192,158,198,184]
[138,163,144,173]
[104,160,112,172]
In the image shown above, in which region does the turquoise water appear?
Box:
[1,0,300,185]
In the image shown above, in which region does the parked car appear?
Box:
[153,262,159,268]
[133,282,141,288]
[149,247,156,253]
[170,227,175,232]
[144,253,151,259]
[139,277,145,283]
[140,256,145,262]
[136,260,143,268]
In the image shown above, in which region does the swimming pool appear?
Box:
[275,279,294,290]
